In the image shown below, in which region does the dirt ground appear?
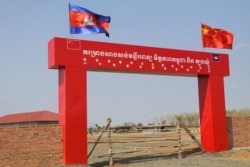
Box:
[87,132,250,167]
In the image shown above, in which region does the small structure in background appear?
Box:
[0,110,58,127]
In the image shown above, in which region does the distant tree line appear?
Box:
[226,108,250,117]
[148,108,250,126]
[89,108,250,132]
[148,112,199,126]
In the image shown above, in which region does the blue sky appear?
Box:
[1,0,250,126]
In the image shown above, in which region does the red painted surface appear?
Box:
[198,75,228,151]
[58,67,87,164]
[48,37,230,164]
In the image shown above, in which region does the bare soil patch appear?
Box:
[87,132,250,167]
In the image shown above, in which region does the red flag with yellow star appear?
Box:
[201,23,234,49]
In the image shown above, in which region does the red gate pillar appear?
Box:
[59,66,88,164]
[198,75,228,152]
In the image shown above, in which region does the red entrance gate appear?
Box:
[48,37,229,165]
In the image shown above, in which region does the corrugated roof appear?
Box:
[0,110,58,124]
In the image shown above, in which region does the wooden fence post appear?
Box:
[177,122,182,159]
[107,118,113,166]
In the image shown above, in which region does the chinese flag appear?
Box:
[67,39,81,50]
[201,23,234,49]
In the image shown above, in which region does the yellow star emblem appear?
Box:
[202,27,209,35]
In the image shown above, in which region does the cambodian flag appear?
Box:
[69,3,111,37]
[212,53,221,62]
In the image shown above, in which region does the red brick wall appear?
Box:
[227,116,250,149]
[0,125,63,167]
